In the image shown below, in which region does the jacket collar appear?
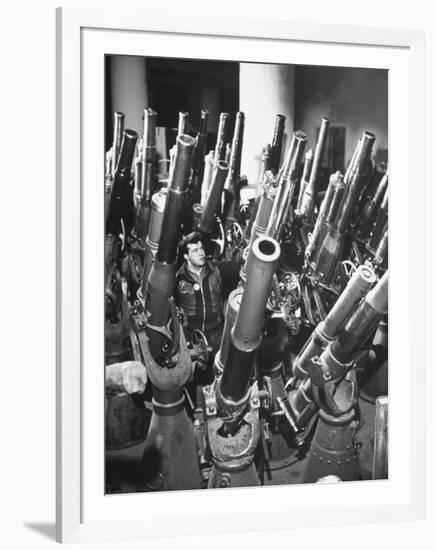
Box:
[177,260,213,283]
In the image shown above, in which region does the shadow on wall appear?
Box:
[294,65,388,165]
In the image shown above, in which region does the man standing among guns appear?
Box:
[176,232,239,391]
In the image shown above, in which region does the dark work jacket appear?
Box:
[176,261,224,333]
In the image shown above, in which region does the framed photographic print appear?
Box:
[56,6,425,543]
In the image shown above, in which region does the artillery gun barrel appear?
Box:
[249,171,277,246]
[219,236,281,404]
[142,108,157,164]
[106,129,138,235]
[355,171,388,240]
[296,149,313,212]
[309,117,329,188]
[191,109,209,203]
[198,160,229,234]
[335,131,375,232]
[270,114,286,174]
[214,112,230,163]
[373,396,389,479]
[368,184,388,254]
[299,117,329,223]
[177,111,189,137]
[135,160,154,244]
[305,171,344,268]
[330,271,388,364]
[293,264,376,379]
[111,112,125,177]
[156,134,195,265]
[139,188,167,297]
[266,130,307,239]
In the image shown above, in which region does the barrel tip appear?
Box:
[357,265,377,284]
[124,129,138,140]
[294,130,308,141]
[362,130,376,141]
[252,236,281,263]
[177,134,196,147]
[216,160,229,171]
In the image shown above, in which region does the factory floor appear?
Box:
[105,396,378,494]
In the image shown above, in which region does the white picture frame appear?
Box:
[56,6,425,543]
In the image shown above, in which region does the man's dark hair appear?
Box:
[180,231,203,257]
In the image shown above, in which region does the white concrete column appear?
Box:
[239,63,295,186]
[199,87,220,133]
[109,56,148,136]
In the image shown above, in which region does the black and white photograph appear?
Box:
[104,55,389,493]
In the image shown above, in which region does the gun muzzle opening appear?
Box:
[216,160,229,171]
[177,134,195,147]
[358,265,376,282]
[294,130,308,142]
[251,237,281,263]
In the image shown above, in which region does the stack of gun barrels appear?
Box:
[105,107,389,492]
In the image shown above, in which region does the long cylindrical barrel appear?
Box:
[106,129,138,236]
[215,287,244,374]
[270,114,286,174]
[177,111,189,137]
[249,171,277,246]
[258,145,271,189]
[222,112,245,229]
[156,134,195,264]
[364,161,387,203]
[331,271,388,363]
[141,160,154,203]
[323,265,377,337]
[198,160,229,233]
[355,171,388,240]
[309,117,329,187]
[225,111,244,191]
[220,237,281,403]
[266,130,307,239]
[334,131,375,232]
[112,112,125,177]
[140,188,167,297]
[214,112,230,163]
[135,160,154,244]
[142,108,157,164]
[305,171,344,265]
[191,110,209,203]
[134,158,143,201]
[293,264,376,379]
[296,149,313,212]
[299,117,329,223]
[200,150,215,207]
[368,185,388,254]
[374,225,388,271]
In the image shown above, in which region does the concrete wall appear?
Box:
[109,56,148,138]
[240,63,295,186]
[294,65,388,165]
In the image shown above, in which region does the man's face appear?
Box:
[185,241,206,268]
